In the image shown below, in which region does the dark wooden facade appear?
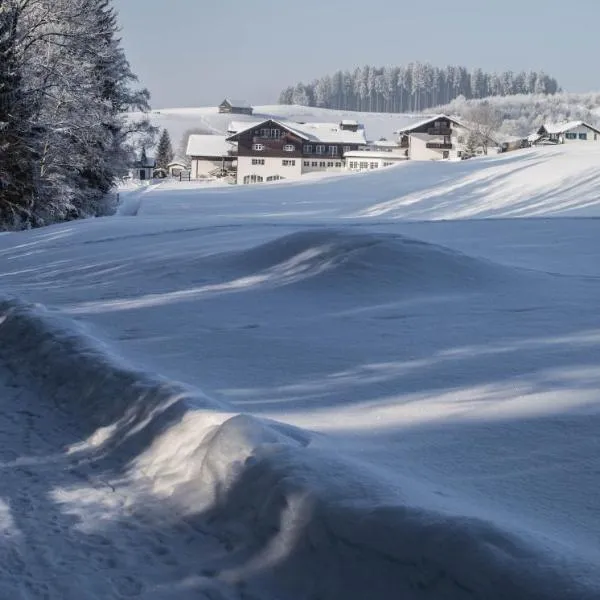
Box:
[218,100,253,115]
[229,120,362,160]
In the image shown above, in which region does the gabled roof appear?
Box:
[226,119,367,145]
[220,98,252,109]
[394,114,469,135]
[227,120,263,134]
[539,121,600,136]
[186,134,232,157]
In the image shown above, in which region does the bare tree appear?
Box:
[465,102,503,155]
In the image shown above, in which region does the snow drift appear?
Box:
[1,297,598,599]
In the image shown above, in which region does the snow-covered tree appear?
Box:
[465,102,503,154]
[156,129,174,170]
[0,0,153,229]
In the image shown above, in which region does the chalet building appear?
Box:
[395,114,498,161]
[218,98,253,115]
[532,121,600,145]
[185,134,236,179]
[226,119,367,184]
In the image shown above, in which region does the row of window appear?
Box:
[251,143,353,155]
[243,174,285,184]
[252,158,296,167]
[252,143,296,152]
[303,161,342,168]
[565,132,590,140]
[349,161,380,170]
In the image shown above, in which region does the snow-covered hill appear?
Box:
[132,104,431,152]
[2,144,600,598]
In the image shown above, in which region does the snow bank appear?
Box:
[1,296,597,599]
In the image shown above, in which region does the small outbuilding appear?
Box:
[132,151,156,181]
[186,135,236,179]
[218,98,253,115]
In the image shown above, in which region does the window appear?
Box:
[383,162,393,167]
[349,161,358,169]
[243,175,264,184]
[343,146,352,153]
[565,133,577,140]
[457,136,465,144]
[252,143,264,151]
[259,129,270,138]
[316,145,326,154]
[335,162,342,167]
[319,161,326,167]
[359,162,369,170]
[282,159,296,166]
[311,161,318,167]
[304,144,313,153]
[283,144,295,152]
[579,133,588,140]
[251,158,265,165]
[271,129,281,138]
[304,161,310,167]
[327,161,334,167]
[267,175,283,181]
[370,162,379,169]
[329,146,339,156]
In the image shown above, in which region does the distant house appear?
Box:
[218,99,253,115]
[132,152,156,181]
[533,121,600,145]
[185,135,236,179]
[225,119,367,184]
[394,114,499,161]
[167,158,190,177]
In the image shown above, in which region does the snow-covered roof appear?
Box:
[227,119,367,145]
[186,135,232,158]
[367,140,400,148]
[228,120,262,134]
[221,98,252,109]
[541,121,600,135]
[394,114,469,135]
[341,119,359,126]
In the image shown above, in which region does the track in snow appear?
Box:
[0,362,252,600]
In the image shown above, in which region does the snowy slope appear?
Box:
[2,144,600,598]
[135,144,600,220]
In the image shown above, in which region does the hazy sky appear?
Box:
[113,0,597,109]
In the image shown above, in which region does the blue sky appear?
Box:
[113,0,598,109]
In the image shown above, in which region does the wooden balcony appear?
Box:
[426,142,453,150]
[428,127,452,136]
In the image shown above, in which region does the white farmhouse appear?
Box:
[533,121,600,145]
[345,139,408,172]
[394,114,498,160]
[185,135,236,179]
[226,119,367,184]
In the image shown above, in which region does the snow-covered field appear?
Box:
[2,144,600,598]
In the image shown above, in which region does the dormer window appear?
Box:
[304,144,313,153]
[283,144,295,152]
[316,144,326,154]
[253,143,265,151]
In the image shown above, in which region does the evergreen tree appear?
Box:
[0,0,154,229]
[156,129,174,170]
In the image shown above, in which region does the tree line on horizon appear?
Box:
[278,63,561,113]
[0,0,154,230]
